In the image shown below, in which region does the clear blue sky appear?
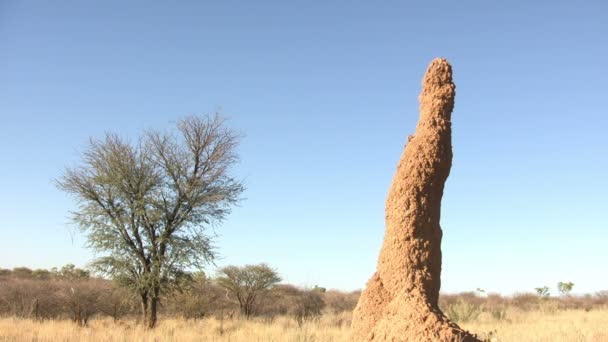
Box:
[1,1,607,295]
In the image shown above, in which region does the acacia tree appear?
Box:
[216,264,281,317]
[535,286,550,298]
[57,115,244,328]
[557,281,574,296]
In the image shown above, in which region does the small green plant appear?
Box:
[557,282,574,296]
[535,286,550,297]
[312,285,326,293]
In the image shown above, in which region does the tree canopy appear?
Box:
[57,114,244,327]
[216,264,281,317]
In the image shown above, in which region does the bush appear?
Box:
[444,300,481,323]
[57,278,105,326]
[323,290,360,314]
[291,290,325,327]
[0,265,134,323]
[0,278,63,319]
[253,285,326,325]
[511,293,540,311]
[97,285,135,321]
[165,275,234,319]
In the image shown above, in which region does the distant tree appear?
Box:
[323,290,361,313]
[0,278,62,319]
[11,267,33,278]
[216,264,281,317]
[57,264,90,280]
[166,272,232,319]
[557,281,574,296]
[255,284,300,317]
[312,285,326,293]
[57,114,244,328]
[31,269,52,280]
[290,289,325,327]
[535,286,550,297]
[58,278,103,326]
[98,284,134,322]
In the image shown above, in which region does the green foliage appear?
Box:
[312,285,326,293]
[58,264,90,280]
[56,114,244,328]
[535,286,550,297]
[557,282,574,296]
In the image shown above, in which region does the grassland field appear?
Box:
[1,307,607,342]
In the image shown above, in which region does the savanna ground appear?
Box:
[1,308,607,342]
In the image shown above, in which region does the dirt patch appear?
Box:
[351,58,480,341]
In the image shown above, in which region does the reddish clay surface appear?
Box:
[351,59,480,342]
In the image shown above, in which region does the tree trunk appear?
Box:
[148,296,158,329]
[29,298,39,319]
[147,285,160,329]
[112,304,118,322]
[241,295,254,318]
[140,292,148,327]
[244,300,252,318]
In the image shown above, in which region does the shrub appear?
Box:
[0,278,63,319]
[165,275,234,319]
[56,279,104,326]
[511,293,540,311]
[445,300,481,323]
[323,290,360,313]
[291,290,325,327]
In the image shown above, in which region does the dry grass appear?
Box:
[0,313,352,342]
[0,309,607,341]
[461,308,608,342]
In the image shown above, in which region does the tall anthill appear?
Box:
[351,58,480,342]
